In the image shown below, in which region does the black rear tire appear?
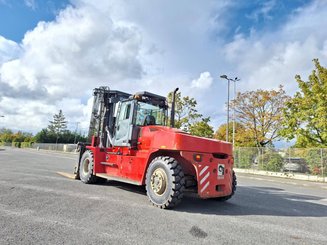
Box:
[145,156,185,209]
[79,150,98,184]
[215,170,237,202]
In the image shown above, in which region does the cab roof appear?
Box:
[132,91,167,108]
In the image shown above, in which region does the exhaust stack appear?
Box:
[170,87,179,128]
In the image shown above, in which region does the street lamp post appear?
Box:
[220,75,240,147]
[220,75,230,142]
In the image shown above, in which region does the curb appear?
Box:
[4,146,78,155]
[234,168,326,183]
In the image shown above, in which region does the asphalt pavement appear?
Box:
[0,147,326,245]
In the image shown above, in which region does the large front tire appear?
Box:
[79,150,98,184]
[145,156,185,209]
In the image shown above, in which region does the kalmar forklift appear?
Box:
[74,86,236,209]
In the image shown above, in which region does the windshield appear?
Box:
[135,101,167,126]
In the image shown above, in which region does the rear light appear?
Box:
[193,154,202,162]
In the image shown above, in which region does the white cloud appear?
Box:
[0,0,327,133]
[222,0,327,94]
[0,3,146,132]
[191,72,213,89]
[0,36,22,65]
[246,0,277,21]
[0,97,56,131]
[24,0,37,10]
[0,0,230,133]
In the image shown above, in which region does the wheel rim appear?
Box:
[83,159,90,175]
[150,168,167,196]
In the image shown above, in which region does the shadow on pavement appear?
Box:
[98,180,147,195]
[95,180,327,217]
[174,186,327,217]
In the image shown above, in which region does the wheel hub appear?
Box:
[83,159,90,175]
[150,168,167,195]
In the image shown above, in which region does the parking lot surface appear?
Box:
[0,148,327,244]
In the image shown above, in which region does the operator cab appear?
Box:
[134,91,168,127]
[112,91,168,147]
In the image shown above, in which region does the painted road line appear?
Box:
[56,171,76,179]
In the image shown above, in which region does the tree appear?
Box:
[303,149,327,175]
[167,91,202,131]
[33,129,57,143]
[33,128,87,143]
[0,128,33,143]
[48,110,67,143]
[214,122,256,147]
[48,110,67,134]
[0,128,14,142]
[167,91,215,138]
[281,59,327,147]
[12,131,33,142]
[189,117,214,138]
[231,86,290,147]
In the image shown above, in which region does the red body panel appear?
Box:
[138,126,232,154]
[89,126,234,198]
[180,151,233,198]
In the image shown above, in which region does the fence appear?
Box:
[0,142,77,152]
[234,147,327,181]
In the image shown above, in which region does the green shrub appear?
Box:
[303,149,327,175]
[234,148,257,168]
[257,152,283,172]
[12,142,21,148]
[21,142,33,148]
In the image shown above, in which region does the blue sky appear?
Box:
[220,0,312,40]
[0,0,326,143]
[0,0,69,42]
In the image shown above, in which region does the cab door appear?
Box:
[113,100,134,147]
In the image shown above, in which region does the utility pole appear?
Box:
[232,78,239,148]
[74,122,80,144]
[220,75,240,147]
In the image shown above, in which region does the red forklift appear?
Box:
[74,86,236,209]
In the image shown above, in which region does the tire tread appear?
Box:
[79,150,98,184]
[146,156,185,209]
